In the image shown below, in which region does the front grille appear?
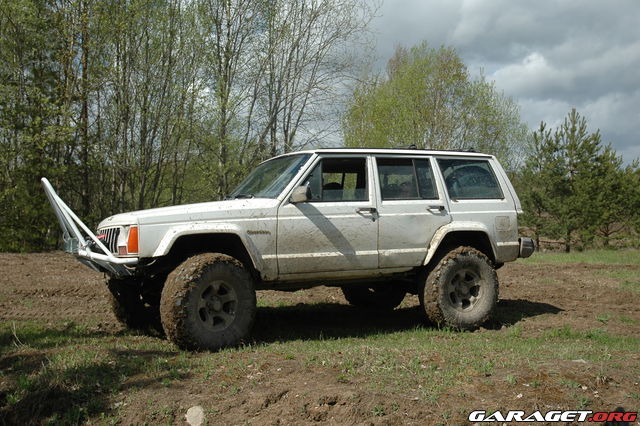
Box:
[98,227,120,254]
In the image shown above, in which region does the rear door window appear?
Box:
[377,158,438,200]
[437,159,503,200]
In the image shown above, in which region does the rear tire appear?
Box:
[160,253,256,351]
[341,283,406,311]
[419,246,498,330]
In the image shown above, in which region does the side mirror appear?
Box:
[290,185,311,203]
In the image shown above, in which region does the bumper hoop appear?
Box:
[41,177,137,277]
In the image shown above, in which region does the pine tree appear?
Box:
[518,109,637,251]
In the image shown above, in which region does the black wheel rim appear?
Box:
[197,280,238,332]
[445,268,482,312]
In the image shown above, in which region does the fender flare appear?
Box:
[423,222,497,265]
[153,223,265,273]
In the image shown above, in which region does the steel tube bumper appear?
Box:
[41,177,137,276]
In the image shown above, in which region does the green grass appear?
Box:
[521,249,640,265]
[3,318,640,424]
[620,279,640,294]
[595,269,640,294]
[620,315,638,325]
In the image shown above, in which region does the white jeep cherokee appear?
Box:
[43,148,534,350]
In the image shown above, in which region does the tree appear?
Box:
[0,0,76,251]
[0,0,378,251]
[517,109,638,251]
[195,0,377,199]
[342,43,529,169]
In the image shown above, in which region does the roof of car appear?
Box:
[279,147,493,158]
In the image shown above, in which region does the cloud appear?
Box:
[370,0,640,161]
[492,52,573,98]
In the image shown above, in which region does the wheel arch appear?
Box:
[156,228,264,281]
[424,224,497,268]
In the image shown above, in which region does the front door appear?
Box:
[277,156,379,275]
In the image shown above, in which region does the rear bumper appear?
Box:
[41,177,137,277]
[518,237,535,258]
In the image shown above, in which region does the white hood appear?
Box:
[97,198,280,228]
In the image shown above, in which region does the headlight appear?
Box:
[116,225,139,255]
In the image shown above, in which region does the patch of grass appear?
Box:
[559,378,580,389]
[596,313,611,324]
[506,325,522,338]
[620,279,640,294]
[371,405,385,416]
[521,249,640,265]
[576,395,591,410]
[0,321,185,424]
[2,304,640,424]
[544,325,618,345]
[336,373,349,383]
[596,269,640,294]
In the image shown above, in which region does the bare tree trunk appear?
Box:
[80,0,91,216]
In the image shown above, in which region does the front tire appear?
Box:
[419,246,498,330]
[107,277,162,332]
[341,283,406,311]
[160,253,256,351]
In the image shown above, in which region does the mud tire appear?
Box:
[341,283,406,311]
[160,253,256,351]
[419,246,498,330]
[107,277,162,332]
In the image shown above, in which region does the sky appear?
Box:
[370,0,640,162]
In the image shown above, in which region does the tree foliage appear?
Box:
[0,0,376,251]
[342,43,529,169]
[516,109,640,251]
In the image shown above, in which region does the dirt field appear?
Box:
[1,251,639,424]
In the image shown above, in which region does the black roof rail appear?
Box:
[392,145,476,152]
[393,144,417,150]
[433,147,477,153]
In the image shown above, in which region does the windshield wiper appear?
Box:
[231,193,254,199]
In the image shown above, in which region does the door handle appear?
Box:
[356,207,377,222]
[427,205,445,213]
[356,207,377,214]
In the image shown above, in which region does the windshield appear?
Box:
[227,154,311,199]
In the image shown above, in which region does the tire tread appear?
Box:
[420,246,498,330]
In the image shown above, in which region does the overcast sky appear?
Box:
[370,0,640,161]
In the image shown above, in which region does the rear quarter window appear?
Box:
[437,158,503,200]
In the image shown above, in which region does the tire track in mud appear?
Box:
[12,287,101,298]
[0,252,115,322]
[0,306,112,321]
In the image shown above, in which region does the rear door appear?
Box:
[374,156,451,268]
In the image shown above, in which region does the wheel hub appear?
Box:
[205,297,223,313]
[197,280,238,331]
[446,268,482,311]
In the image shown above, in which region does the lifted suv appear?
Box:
[43,148,534,350]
